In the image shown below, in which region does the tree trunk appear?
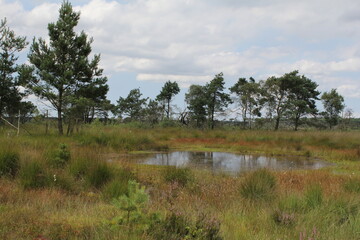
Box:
[294,112,301,131]
[210,109,215,129]
[167,99,170,119]
[57,108,63,135]
[294,118,299,131]
[274,115,280,131]
[57,91,63,135]
[90,106,95,123]
[66,119,72,136]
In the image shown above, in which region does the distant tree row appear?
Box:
[0,1,348,134]
[114,71,346,131]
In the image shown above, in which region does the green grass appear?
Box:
[0,151,20,178]
[239,169,277,201]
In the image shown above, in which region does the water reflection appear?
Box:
[138,152,330,173]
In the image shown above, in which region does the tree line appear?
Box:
[0,1,348,134]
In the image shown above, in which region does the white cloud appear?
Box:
[137,73,211,88]
[1,0,360,106]
[337,85,360,98]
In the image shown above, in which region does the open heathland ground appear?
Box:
[1,124,360,239]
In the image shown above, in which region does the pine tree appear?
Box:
[26,1,108,134]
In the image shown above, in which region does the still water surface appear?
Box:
[136,151,330,173]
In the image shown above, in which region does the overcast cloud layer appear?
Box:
[1,0,360,115]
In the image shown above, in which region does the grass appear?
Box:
[0,151,20,178]
[0,123,360,239]
[239,169,277,201]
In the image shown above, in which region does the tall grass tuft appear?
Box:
[19,161,49,189]
[68,157,90,180]
[0,151,20,178]
[304,184,323,209]
[239,168,276,201]
[163,167,194,186]
[86,163,112,189]
[102,168,137,200]
[329,198,359,225]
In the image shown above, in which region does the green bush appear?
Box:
[86,163,112,189]
[0,151,20,178]
[49,144,71,168]
[158,119,179,128]
[19,161,49,189]
[239,169,276,201]
[111,180,149,226]
[343,178,360,193]
[163,167,194,186]
[304,184,323,209]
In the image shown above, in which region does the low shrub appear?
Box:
[48,144,71,168]
[111,180,149,226]
[0,151,20,178]
[19,161,49,189]
[163,167,194,186]
[147,211,222,240]
[239,169,276,201]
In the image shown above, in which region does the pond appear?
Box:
[134,151,331,174]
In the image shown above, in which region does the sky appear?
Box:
[1,0,360,117]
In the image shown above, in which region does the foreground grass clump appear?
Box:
[19,161,49,189]
[86,163,113,189]
[102,168,137,200]
[304,184,323,209]
[0,151,20,178]
[239,169,276,201]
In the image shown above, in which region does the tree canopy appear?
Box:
[321,89,345,129]
[156,80,180,119]
[0,18,36,121]
[25,1,108,134]
[116,88,148,121]
[230,77,262,129]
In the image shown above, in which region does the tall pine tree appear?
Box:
[26,1,108,134]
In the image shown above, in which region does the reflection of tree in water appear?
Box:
[188,152,213,164]
[141,152,329,173]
